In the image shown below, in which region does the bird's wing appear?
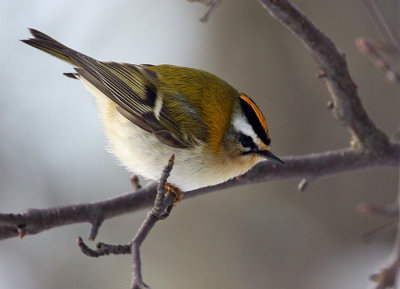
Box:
[22,29,207,148]
[71,60,207,148]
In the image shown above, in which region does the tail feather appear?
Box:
[21,28,80,66]
[63,72,79,79]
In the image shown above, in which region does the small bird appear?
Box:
[22,29,284,192]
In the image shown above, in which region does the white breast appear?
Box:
[79,77,260,191]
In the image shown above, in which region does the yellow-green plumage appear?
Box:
[22,29,282,191]
[148,65,238,155]
[23,29,240,156]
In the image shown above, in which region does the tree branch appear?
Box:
[78,155,177,289]
[257,0,391,153]
[188,0,392,149]
[2,1,400,288]
[1,144,398,241]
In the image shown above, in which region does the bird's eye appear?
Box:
[239,134,255,149]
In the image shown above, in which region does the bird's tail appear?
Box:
[21,28,80,66]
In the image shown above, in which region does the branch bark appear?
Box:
[1,144,398,241]
[78,155,177,289]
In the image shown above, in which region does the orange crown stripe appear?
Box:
[240,94,269,134]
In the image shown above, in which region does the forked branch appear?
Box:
[78,155,177,289]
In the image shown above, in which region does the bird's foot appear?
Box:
[165,183,184,205]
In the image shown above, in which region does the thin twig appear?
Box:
[77,237,131,257]
[76,155,176,289]
[358,1,400,85]
[88,207,105,241]
[187,0,222,22]
[356,203,398,219]
[362,0,400,57]
[356,2,400,287]
[362,221,397,243]
[370,170,400,289]
[130,175,142,190]
[131,154,176,289]
[356,38,400,84]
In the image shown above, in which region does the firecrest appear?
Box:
[22,29,284,191]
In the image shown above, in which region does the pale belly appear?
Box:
[81,78,260,191]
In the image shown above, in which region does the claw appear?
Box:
[165,183,184,205]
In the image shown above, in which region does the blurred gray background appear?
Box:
[0,0,399,288]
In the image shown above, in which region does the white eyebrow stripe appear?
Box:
[232,114,258,143]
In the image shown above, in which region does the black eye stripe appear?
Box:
[239,133,255,149]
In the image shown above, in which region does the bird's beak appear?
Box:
[257,150,285,165]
